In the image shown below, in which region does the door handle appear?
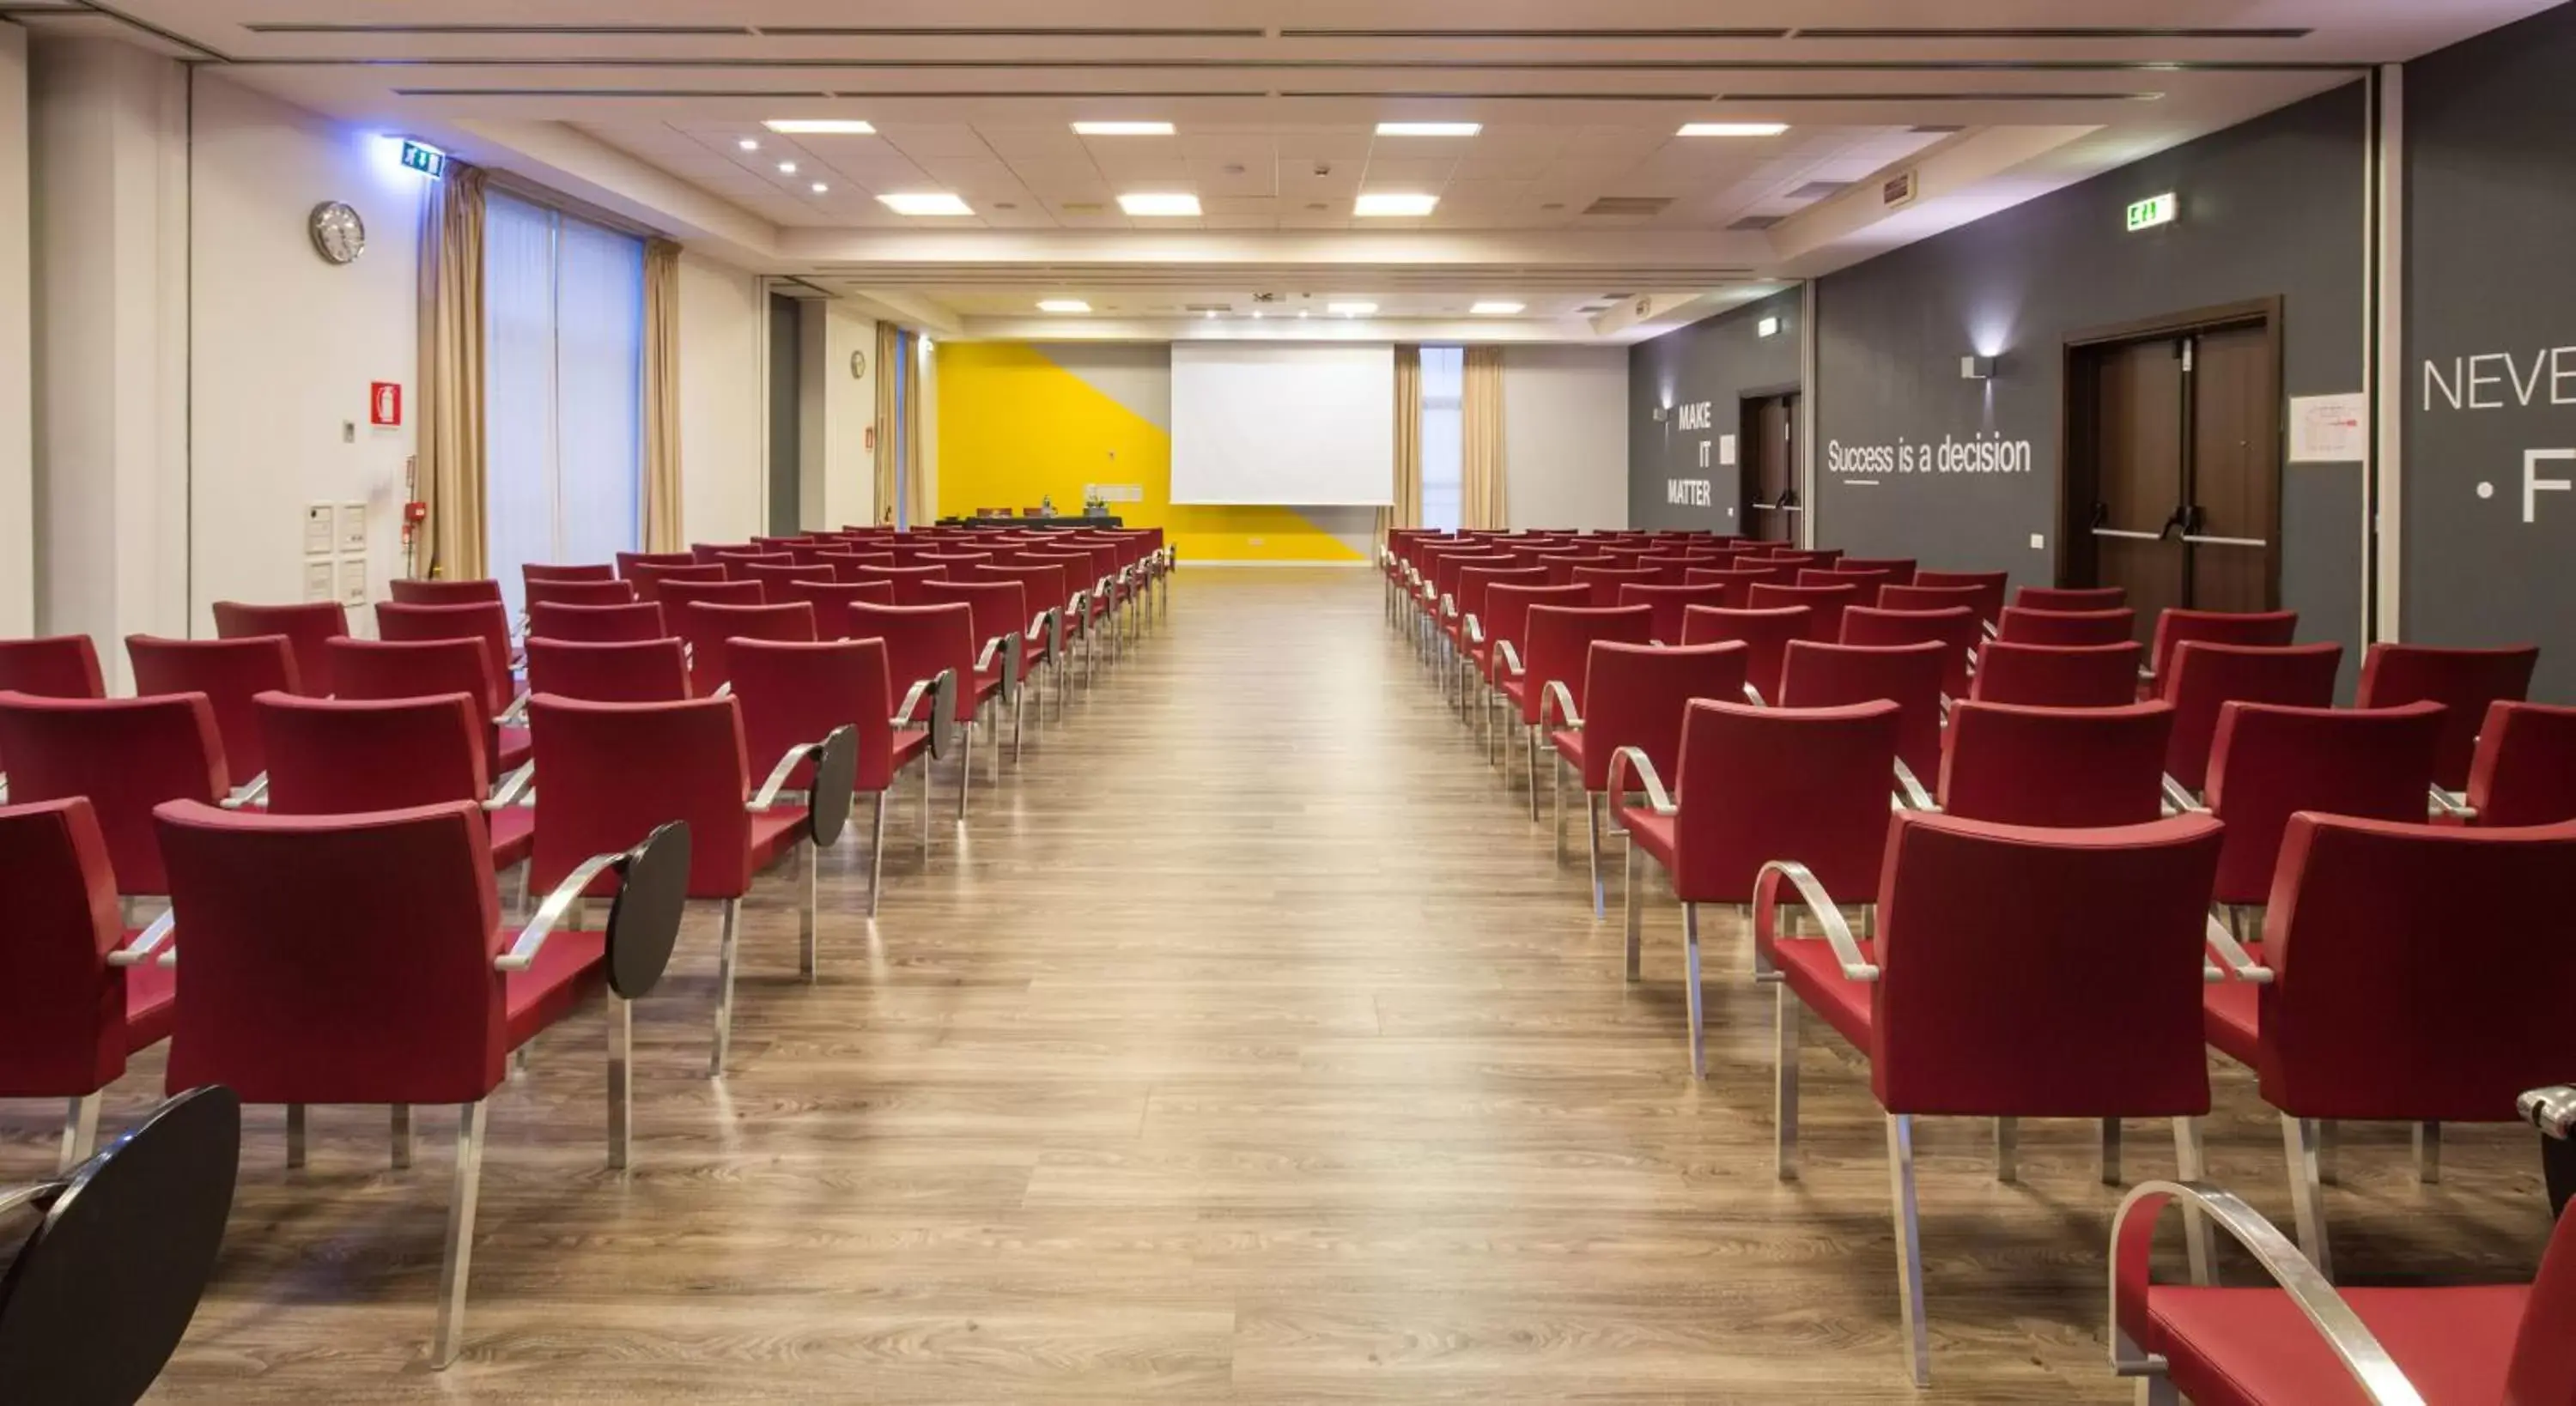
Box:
[2181,534,2268,548]
[2091,528,2166,541]
[2157,506,2189,541]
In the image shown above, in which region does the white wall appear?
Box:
[0,27,30,638]
[821,303,876,529]
[188,71,424,638]
[1502,344,1630,530]
[676,253,763,546]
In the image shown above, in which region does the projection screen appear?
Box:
[1169,343,1395,506]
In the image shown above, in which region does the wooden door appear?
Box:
[2076,338,2188,633]
[1741,395,1797,543]
[2183,323,2280,613]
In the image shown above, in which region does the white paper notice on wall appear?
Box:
[2287,392,2369,463]
[1717,433,1739,468]
[337,502,368,553]
[337,558,369,608]
[302,560,335,603]
[304,504,335,557]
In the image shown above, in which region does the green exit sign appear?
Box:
[2126,191,2178,232]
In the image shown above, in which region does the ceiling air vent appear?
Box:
[1059,202,1107,214]
[1183,303,1232,313]
[1880,170,1918,208]
[1728,214,1784,231]
[1911,124,1966,134]
[1786,180,1853,202]
[1581,197,1670,217]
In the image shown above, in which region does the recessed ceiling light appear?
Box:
[1298,310,1309,318]
[1678,122,1790,137]
[737,137,760,152]
[1073,121,1176,136]
[1354,192,1438,217]
[777,161,798,174]
[1376,122,1481,137]
[1118,192,1201,217]
[1205,310,1217,319]
[1252,311,1262,319]
[1471,300,1525,315]
[764,119,877,135]
[1327,301,1377,316]
[878,191,974,216]
[810,182,830,194]
[1037,299,1091,313]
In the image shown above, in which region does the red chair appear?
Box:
[776,578,894,623]
[1616,583,1740,645]
[0,636,106,698]
[727,638,946,915]
[211,601,346,697]
[2202,700,2443,910]
[2014,585,2124,611]
[1939,701,2175,827]
[1878,583,1990,618]
[1692,562,1797,590]
[848,602,995,818]
[523,563,617,586]
[1760,809,2226,1385]
[1513,605,1654,819]
[863,563,951,606]
[1838,557,1917,586]
[375,601,518,709]
[527,695,851,1070]
[673,601,816,697]
[328,636,528,778]
[1472,584,1590,760]
[613,550,697,577]
[2467,701,2576,827]
[0,797,176,1170]
[1804,567,1890,599]
[1631,553,1702,585]
[1838,605,1980,698]
[2160,642,2343,795]
[2149,608,2299,686]
[1971,639,2144,708]
[920,579,1042,756]
[624,561,726,602]
[750,535,814,554]
[1570,565,1660,608]
[524,579,638,610]
[257,691,534,875]
[738,561,836,600]
[1910,570,2008,627]
[1997,605,2136,647]
[1548,641,1748,914]
[526,600,666,643]
[1779,639,1948,785]
[1447,566,1549,705]
[1680,605,1809,706]
[2198,814,2576,1278]
[1613,699,1901,1076]
[152,796,684,1366]
[1749,582,1862,642]
[125,634,299,785]
[969,563,1082,694]
[390,579,504,607]
[709,550,793,573]
[523,638,690,703]
[0,694,227,896]
[2110,1132,2576,1406]
[655,578,765,614]
[2356,643,2540,794]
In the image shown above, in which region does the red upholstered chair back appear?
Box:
[257,693,489,815]
[614,550,697,578]
[155,799,509,1105]
[2159,641,2342,791]
[2148,607,2298,682]
[916,552,993,573]
[211,601,347,697]
[126,634,299,780]
[1429,551,1511,606]
[1838,557,1917,586]
[848,602,980,724]
[2014,585,2125,612]
[1631,553,1702,585]
[2258,814,2576,1121]
[1939,701,2174,827]
[2469,701,2576,827]
[0,694,226,894]
[1680,568,1761,597]
[728,639,905,792]
[814,550,893,580]
[1479,585,1590,678]
[523,638,690,703]
[920,579,1032,653]
[625,562,726,602]
[969,564,1071,618]
[711,550,793,573]
[1455,566,1548,631]
[1865,812,2223,1117]
[861,563,951,605]
[1701,561,1800,589]
[389,579,503,607]
[374,602,514,706]
[1668,700,1899,905]
[777,578,894,621]
[1970,639,2143,708]
[1570,566,1661,608]
[523,563,617,585]
[1516,606,1654,724]
[675,601,816,695]
[1996,605,2136,647]
[1574,642,1747,790]
[524,578,638,609]
[1680,605,1809,705]
[1838,605,1980,697]
[2204,700,2443,906]
[655,578,764,611]
[1616,584,1738,644]
[1909,570,2008,625]
[2356,642,2540,791]
[1876,584,1986,617]
[0,797,133,1097]
[1778,639,1947,779]
[2510,1206,2576,1405]
[1539,555,1616,587]
[1803,568,1890,600]
[0,635,106,699]
[527,601,666,643]
[527,695,754,898]
[751,535,813,553]
[328,636,516,776]
[1747,582,1861,642]
[739,562,836,599]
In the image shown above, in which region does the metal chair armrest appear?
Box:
[496,821,689,999]
[496,851,625,971]
[221,773,271,810]
[496,690,532,727]
[1002,631,1026,694]
[1033,607,1065,664]
[1463,615,1485,646]
[750,742,821,812]
[107,910,179,968]
[1892,759,1935,812]
[2428,788,2477,821]
[1753,861,1877,981]
[2203,912,2274,985]
[485,761,536,811]
[1540,681,1583,731]
[2108,1182,2421,1405]
[0,1184,58,1222]
[2161,774,2205,814]
[1440,593,1458,621]
[2518,1085,2576,1141]
[1742,681,1767,706]
[976,636,1003,672]
[1496,639,1524,677]
[1606,746,1677,817]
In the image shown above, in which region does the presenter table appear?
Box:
[939,515,1123,530]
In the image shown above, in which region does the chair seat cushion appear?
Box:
[495,724,533,774]
[970,672,1005,705]
[1550,728,1586,767]
[1774,933,1880,1050]
[891,728,932,772]
[123,933,178,1053]
[2147,1282,2525,1406]
[2202,949,2265,1070]
[503,927,608,1048]
[1621,808,1678,870]
[487,806,536,871]
[749,808,811,870]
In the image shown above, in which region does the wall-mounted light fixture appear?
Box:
[1960,355,1996,381]
[1652,405,1670,422]
[1757,315,1782,338]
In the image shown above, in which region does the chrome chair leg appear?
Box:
[957,719,975,820]
[392,1104,414,1170]
[58,1094,100,1174]
[606,996,633,1169]
[2415,1120,2442,1185]
[799,841,819,982]
[1774,984,1801,1180]
[1585,791,1606,918]
[866,791,889,918]
[2319,1118,2341,1185]
[1551,753,1567,855]
[919,762,933,860]
[1623,841,1644,981]
[431,1099,490,1369]
[2172,1117,2215,1286]
[1994,1116,2019,1183]
[985,707,1001,785]
[2101,1117,2123,1185]
[1012,687,1026,765]
[286,1103,307,1170]
[1524,725,1542,817]
[2282,1113,2335,1281]
[1683,901,1706,1080]
[1886,1113,1933,1387]
[709,898,742,1078]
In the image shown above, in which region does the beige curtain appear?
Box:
[1378,345,1423,542]
[640,239,683,551]
[871,321,902,525]
[1461,345,1509,530]
[901,330,930,527]
[416,162,489,579]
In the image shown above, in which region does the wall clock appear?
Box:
[849,348,868,379]
[308,201,366,265]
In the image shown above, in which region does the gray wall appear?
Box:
[2404,2,2576,699]
[1626,288,1802,530]
[1811,84,2371,689]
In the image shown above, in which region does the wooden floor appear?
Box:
[8,568,2555,1402]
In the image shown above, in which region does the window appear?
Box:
[484,191,646,614]
[1419,346,1465,530]
[891,330,914,528]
